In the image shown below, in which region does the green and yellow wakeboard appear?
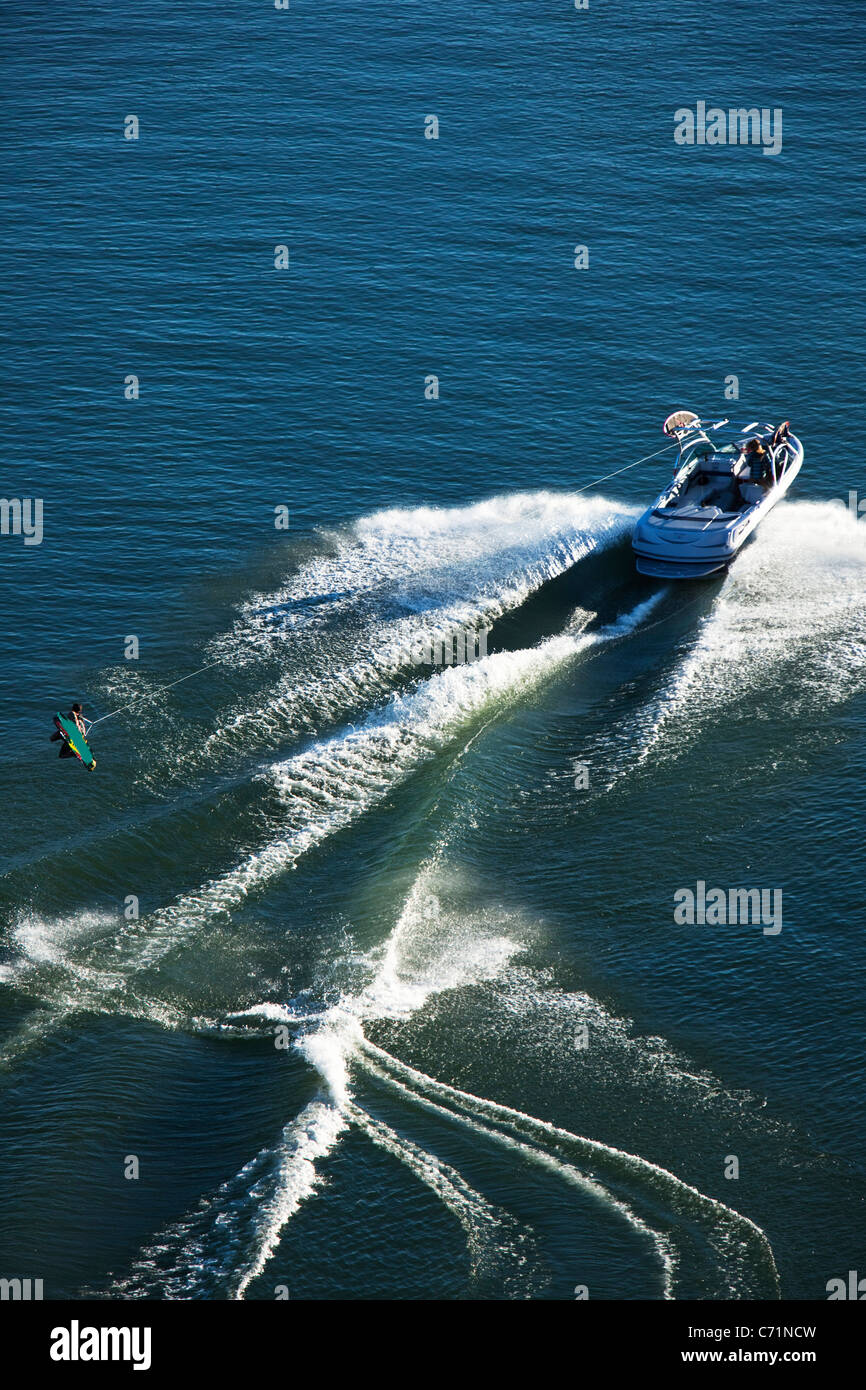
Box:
[53,713,96,770]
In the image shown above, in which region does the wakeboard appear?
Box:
[53,713,96,770]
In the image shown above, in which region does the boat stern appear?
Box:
[633,553,728,579]
[632,506,742,580]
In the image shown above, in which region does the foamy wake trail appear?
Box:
[106,1097,349,1300]
[607,501,866,784]
[107,843,776,1301]
[217,493,633,663]
[107,873,534,1300]
[0,907,197,1071]
[357,1042,779,1300]
[117,595,662,978]
[0,590,664,1070]
[346,1104,544,1296]
[358,1046,675,1296]
[195,494,634,759]
[109,1093,539,1301]
[112,1011,775,1301]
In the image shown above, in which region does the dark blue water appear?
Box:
[1,0,864,1300]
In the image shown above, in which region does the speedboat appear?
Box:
[632,410,804,579]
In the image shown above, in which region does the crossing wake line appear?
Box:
[89,852,781,1302]
[99,1015,779,1302]
[0,589,662,1091]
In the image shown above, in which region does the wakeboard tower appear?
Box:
[53,712,97,770]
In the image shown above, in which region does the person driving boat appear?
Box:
[744,437,772,487]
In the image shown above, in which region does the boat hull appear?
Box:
[634,554,728,579]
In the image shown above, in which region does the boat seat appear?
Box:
[692,477,739,510]
[677,502,723,520]
[739,481,763,505]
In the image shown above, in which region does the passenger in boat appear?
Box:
[744,438,772,488]
[769,421,790,470]
[770,420,790,448]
